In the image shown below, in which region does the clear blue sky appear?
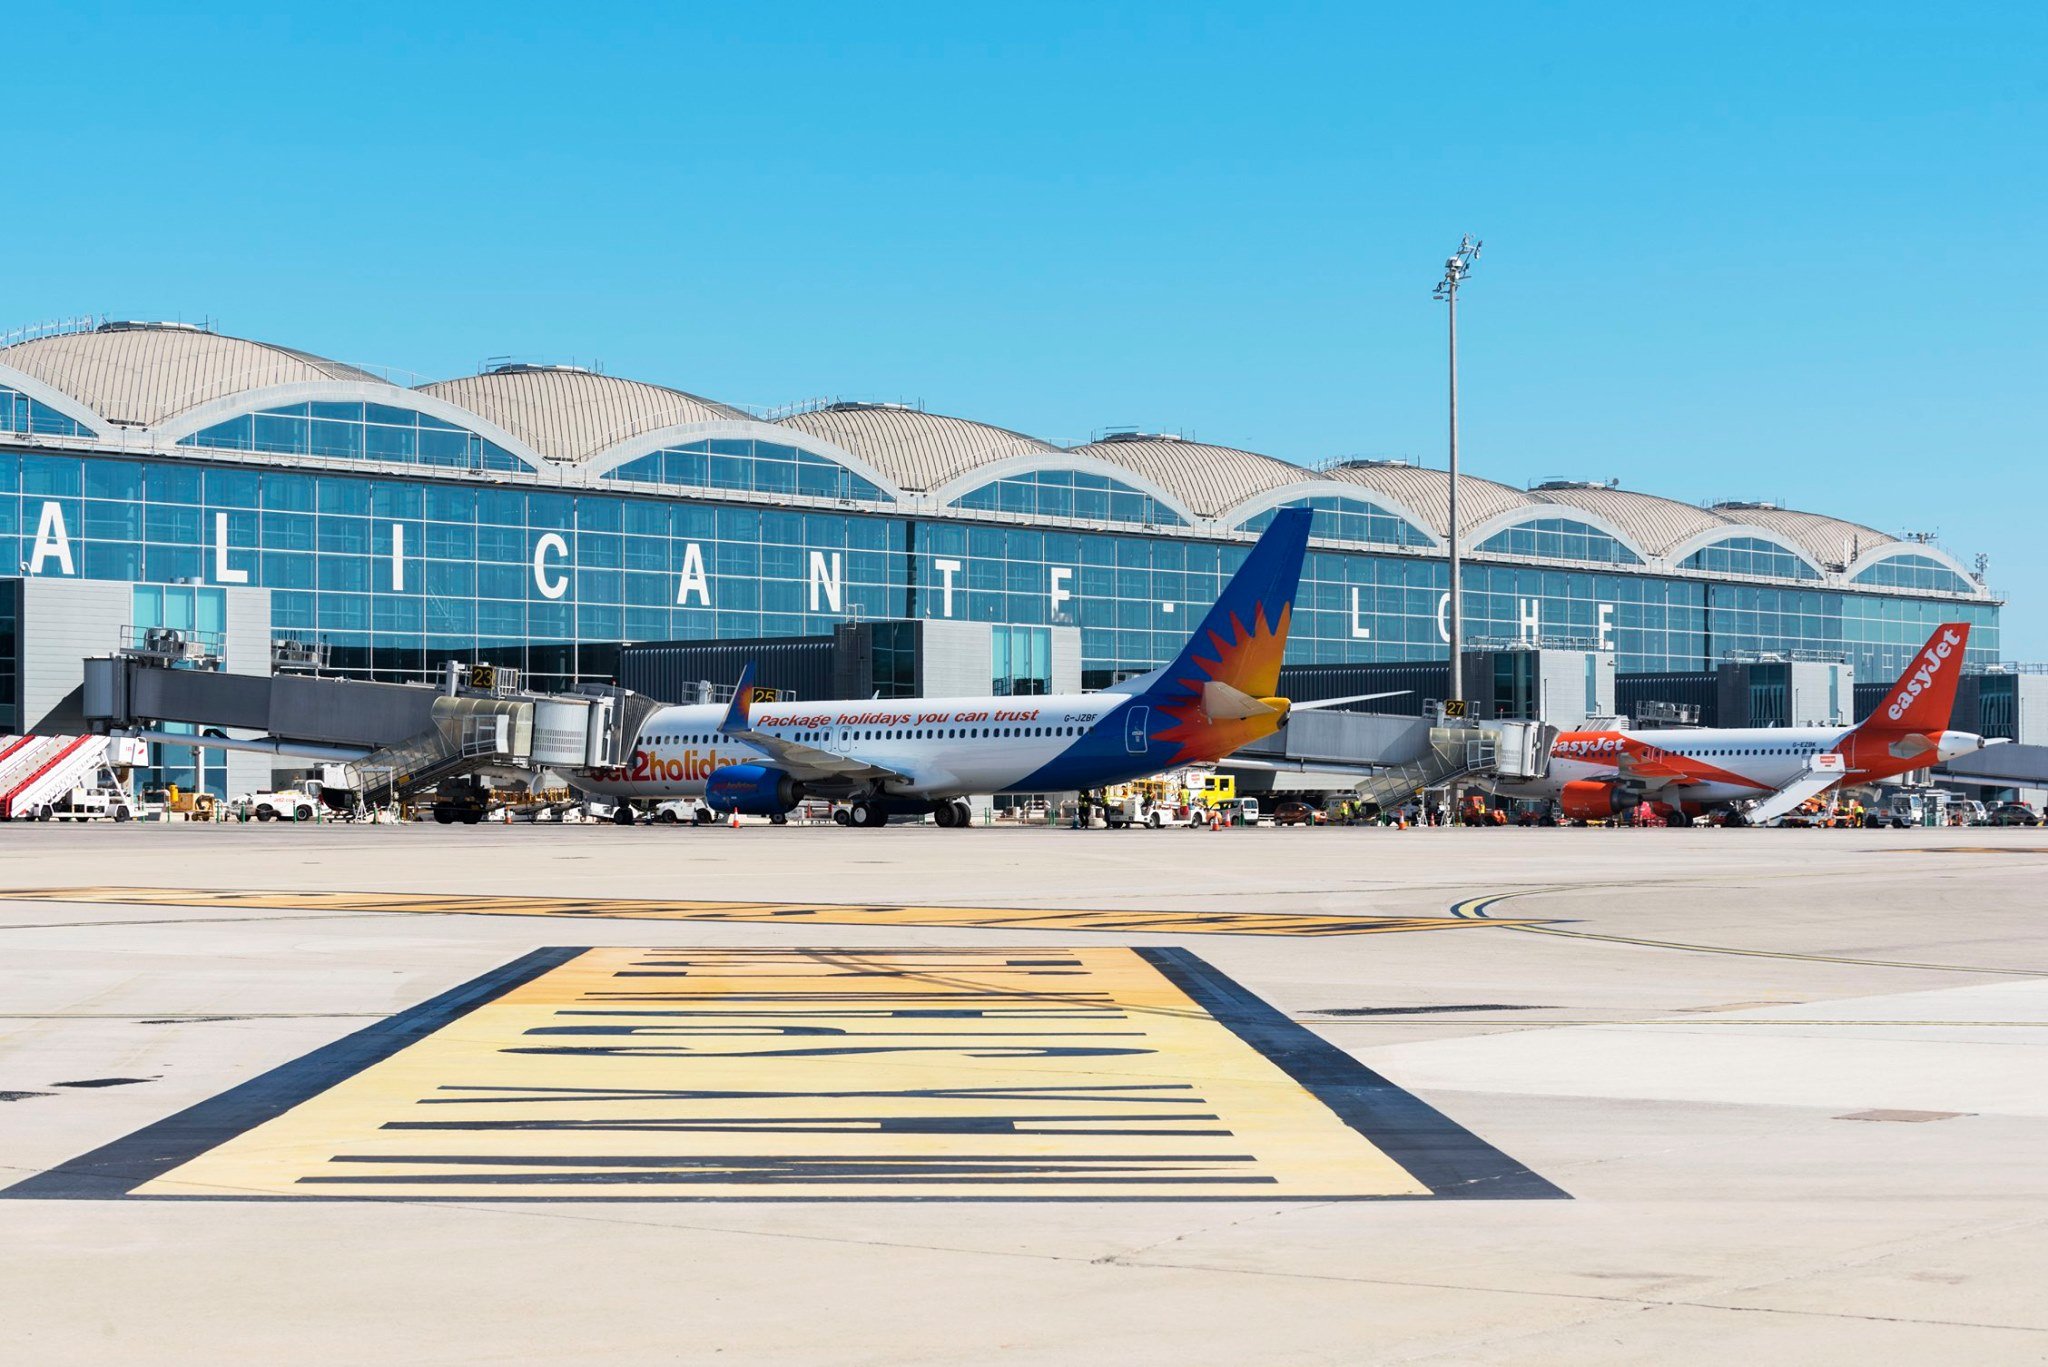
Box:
[9,3,2044,654]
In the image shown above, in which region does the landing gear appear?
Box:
[612,804,636,826]
[847,801,887,829]
[1669,810,1695,829]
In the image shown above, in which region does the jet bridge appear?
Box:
[79,639,659,816]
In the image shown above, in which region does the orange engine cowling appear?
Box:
[1559,780,1629,821]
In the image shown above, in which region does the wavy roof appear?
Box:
[1525,483,1729,556]
[0,322,379,428]
[1059,435,1307,518]
[777,404,1059,491]
[0,321,1963,591]
[417,366,748,464]
[1321,461,1530,538]
[1706,503,1889,569]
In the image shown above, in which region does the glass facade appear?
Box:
[951,468,1185,527]
[992,625,1052,696]
[0,440,2002,715]
[128,584,229,796]
[1238,495,1433,549]
[1474,517,1642,565]
[1853,552,1975,594]
[2,385,90,439]
[1681,536,1819,581]
[603,438,884,503]
[179,402,529,474]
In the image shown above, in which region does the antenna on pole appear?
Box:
[1433,234,1481,706]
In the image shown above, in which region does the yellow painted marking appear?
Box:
[5,887,1548,937]
[136,947,1430,1199]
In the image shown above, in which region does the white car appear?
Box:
[246,789,319,822]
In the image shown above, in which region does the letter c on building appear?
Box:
[533,532,570,600]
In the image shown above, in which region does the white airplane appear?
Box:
[1492,620,2000,825]
[577,508,1382,827]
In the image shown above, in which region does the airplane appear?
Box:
[1490,621,2002,826]
[576,507,1387,827]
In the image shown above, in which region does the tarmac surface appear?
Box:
[2,821,2045,1365]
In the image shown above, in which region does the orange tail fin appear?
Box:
[1860,622,1970,733]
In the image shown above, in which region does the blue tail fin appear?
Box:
[1115,506,1312,703]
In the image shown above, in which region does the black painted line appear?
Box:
[1137,947,1568,1201]
[3,947,584,1200]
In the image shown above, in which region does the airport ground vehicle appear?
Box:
[1987,801,2042,827]
[1272,801,1323,826]
[653,798,717,825]
[244,787,319,822]
[1877,789,1955,829]
[1190,774,1238,810]
[1104,793,1196,829]
[46,785,138,821]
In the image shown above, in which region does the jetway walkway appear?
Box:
[1223,707,1554,806]
[1938,743,2048,790]
[78,645,661,810]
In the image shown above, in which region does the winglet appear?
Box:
[719,662,758,734]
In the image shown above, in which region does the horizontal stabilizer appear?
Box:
[1289,690,1410,712]
[1202,681,1282,721]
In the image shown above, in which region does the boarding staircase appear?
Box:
[1351,718,1555,812]
[330,698,531,811]
[0,735,111,819]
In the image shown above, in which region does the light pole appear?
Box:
[1433,234,1481,707]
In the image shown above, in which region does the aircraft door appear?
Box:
[1125,705,1151,754]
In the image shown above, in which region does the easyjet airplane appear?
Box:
[579,508,1373,827]
[1491,621,2001,825]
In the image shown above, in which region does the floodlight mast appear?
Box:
[1433,234,1481,706]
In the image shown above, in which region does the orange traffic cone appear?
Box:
[728,809,740,829]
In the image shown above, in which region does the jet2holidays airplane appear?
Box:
[1491,620,2001,826]
[579,507,1383,827]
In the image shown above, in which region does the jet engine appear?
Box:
[1558,780,1630,821]
[704,763,805,816]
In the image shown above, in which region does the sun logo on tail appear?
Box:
[1151,602,1292,764]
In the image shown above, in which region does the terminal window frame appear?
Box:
[178,402,530,474]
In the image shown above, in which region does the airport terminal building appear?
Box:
[0,320,2004,789]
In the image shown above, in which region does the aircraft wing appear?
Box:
[714,661,912,792]
[725,727,910,790]
[1745,753,1849,826]
[1614,745,1702,793]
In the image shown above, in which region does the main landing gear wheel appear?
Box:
[950,799,973,829]
[848,801,886,829]
[933,803,957,829]
[612,805,636,826]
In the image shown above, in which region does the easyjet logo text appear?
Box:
[1886,629,1962,722]
[1552,736,1624,758]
